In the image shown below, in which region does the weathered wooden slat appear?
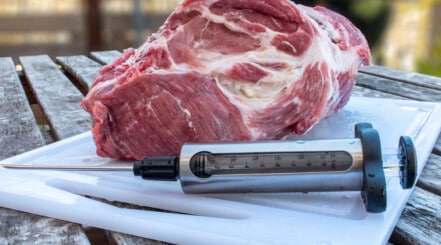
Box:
[90,50,121,65]
[20,55,91,140]
[433,134,441,156]
[417,154,441,196]
[0,207,90,245]
[1,43,87,64]
[108,232,171,245]
[356,72,441,102]
[360,65,441,90]
[352,85,407,100]
[0,57,44,160]
[56,55,102,90]
[390,187,441,245]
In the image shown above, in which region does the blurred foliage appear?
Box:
[417,37,441,77]
[349,0,389,20]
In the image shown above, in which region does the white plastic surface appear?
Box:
[1,96,441,245]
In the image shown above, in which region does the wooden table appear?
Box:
[0,51,440,244]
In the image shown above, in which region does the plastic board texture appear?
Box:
[1,97,441,245]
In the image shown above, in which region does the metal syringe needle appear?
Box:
[1,163,133,171]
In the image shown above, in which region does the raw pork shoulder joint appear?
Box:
[81,0,371,160]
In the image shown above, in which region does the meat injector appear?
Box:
[2,123,416,213]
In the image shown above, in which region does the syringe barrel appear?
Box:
[178,138,365,193]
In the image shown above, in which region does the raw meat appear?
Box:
[81,0,370,160]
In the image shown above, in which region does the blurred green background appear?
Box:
[0,0,440,76]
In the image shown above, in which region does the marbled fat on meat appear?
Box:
[81,0,370,160]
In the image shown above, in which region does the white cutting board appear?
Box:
[1,96,441,245]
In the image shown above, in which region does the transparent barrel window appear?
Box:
[189,151,353,178]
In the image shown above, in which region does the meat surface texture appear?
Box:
[81,0,370,160]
